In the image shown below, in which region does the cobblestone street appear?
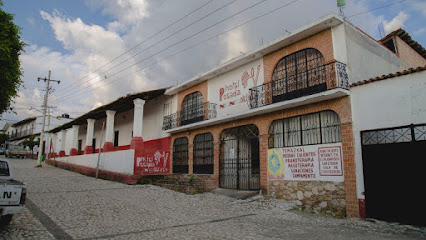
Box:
[1,157,425,240]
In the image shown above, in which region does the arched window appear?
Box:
[181,91,204,126]
[272,48,326,102]
[269,110,341,148]
[193,133,214,174]
[173,137,188,173]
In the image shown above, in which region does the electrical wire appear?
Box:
[55,0,272,101]
[54,0,238,98]
[57,0,301,102]
[53,0,215,96]
[346,0,406,18]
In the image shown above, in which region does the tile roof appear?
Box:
[380,28,426,59]
[351,65,426,87]
[49,87,168,133]
[12,117,37,127]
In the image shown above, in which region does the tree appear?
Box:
[0,132,9,145]
[0,0,25,113]
[23,135,39,155]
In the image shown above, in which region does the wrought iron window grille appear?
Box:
[173,137,189,174]
[193,133,214,174]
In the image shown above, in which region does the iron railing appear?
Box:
[9,129,34,139]
[163,102,217,130]
[249,61,349,109]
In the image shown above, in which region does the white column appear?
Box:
[71,125,79,150]
[133,98,146,138]
[105,110,116,143]
[86,119,95,145]
[45,133,51,155]
[60,130,66,152]
[65,128,73,153]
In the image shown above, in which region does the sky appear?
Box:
[1,0,425,128]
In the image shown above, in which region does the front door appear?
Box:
[219,125,260,190]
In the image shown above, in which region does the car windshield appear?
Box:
[0,161,10,176]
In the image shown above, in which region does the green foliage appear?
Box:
[187,174,195,182]
[23,135,39,154]
[0,1,25,113]
[0,132,9,144]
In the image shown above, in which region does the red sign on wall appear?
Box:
[134,137,171,175]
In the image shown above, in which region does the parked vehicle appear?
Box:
[5,145,28,158]
[0,159,27,225]
[0,147,5,155]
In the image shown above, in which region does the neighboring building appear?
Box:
[7,115,72,152]
[380,28,426,69]
[46,88,171,183]
[46,14,425,223]
[351,66,426,226]
[1,122,11,134]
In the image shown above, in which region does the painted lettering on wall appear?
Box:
[134,137,171,175]
[267,143,344,182]
[284,147,316,179]
[318,146,343,176]
[136,151,169,174]
[219,65,261,109]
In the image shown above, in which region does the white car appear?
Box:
[0,159,27,225]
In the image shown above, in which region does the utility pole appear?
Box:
[36,70,60,167]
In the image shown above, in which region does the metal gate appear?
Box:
[219,125,260,190]
[361,124,426,227]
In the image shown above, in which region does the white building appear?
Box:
[7,115,72,150]
[47,88,171,183]
[350,66,425,226]
[45,14,425,224]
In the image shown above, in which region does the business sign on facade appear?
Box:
[134,137,171,175]
[208,59,264,117]
[267,143,343,182]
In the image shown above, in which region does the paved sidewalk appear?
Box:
[1,157,425,240]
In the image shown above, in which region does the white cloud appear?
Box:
[6,0,419,127]
[222,29,248,63]
[414,27,426,35]
[383,11,409,34]
[86,0,149,32]
[26,17,35,26]
[412,1,426,17]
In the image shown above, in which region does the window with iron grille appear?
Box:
[193,133,214,174]
[173,137,188,173]
[269,110,341,148]
[272,48,325,101]
[181,91,204,125]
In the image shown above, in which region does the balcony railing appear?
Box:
[249,61,349,109]
[9,129,34,139]
[163,102,217,130]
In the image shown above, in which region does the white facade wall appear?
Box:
[113,110,134,146]
[208,58,264,117]
[56,149,135,175]
[351,71,426,199]
[143,95,171,141]
[62,96,172,151]
[78,123,87,149]
[343,23,401,84]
